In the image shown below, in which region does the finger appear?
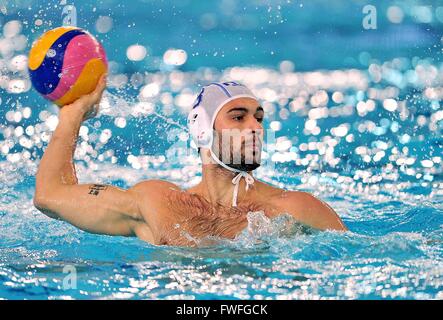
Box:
[92,74,107,97]
[67,73,107,109]
[89,74,108,104]
[96,73,107,93]
[91,89,105,108]
[73,93,92,108]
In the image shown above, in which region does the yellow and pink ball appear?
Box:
[28,26,108,107]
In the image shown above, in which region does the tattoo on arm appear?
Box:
[88,184,108,196]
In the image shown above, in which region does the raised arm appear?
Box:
[33,74,149,238]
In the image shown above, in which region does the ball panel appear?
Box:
[53,58,107,106]
[28,26,78,70]
[97,40,108,67]
[44,63,83,102]
[29,28,85,95]
[45,34,108,101]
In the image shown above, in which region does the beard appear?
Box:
[228,162,261,172]
[212,130,262,172]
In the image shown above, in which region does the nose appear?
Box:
[244,116,264,143]
[246,115,263,131]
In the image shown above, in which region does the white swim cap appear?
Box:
[187,81,259,207]
[187,81,258,149]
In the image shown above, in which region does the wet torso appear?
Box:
[134,182,285,246]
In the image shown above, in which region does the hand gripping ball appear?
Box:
[28,26,108,106]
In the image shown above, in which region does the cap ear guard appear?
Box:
[187,107,213,149]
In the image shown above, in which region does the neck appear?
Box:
[198,164,254,207]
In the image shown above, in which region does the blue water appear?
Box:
[1,0,443,299]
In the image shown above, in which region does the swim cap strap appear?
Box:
[231,171,255,207]
[209,148,255,207]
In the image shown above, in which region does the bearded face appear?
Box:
[207,97,265,172]
[212,128,263,172]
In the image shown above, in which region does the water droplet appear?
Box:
[46,49,56,58]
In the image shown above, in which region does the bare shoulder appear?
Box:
[127,179,182,244]
[267,187,347,231]
[127,179,182,217]
[129,179,182,208]
[129,179,181,194]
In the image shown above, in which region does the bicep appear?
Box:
[36,183,141,236]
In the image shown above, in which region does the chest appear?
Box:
[156,192,276,246]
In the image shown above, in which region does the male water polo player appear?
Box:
[33,76,347,246]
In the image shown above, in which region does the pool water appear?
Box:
[1,0,443,299]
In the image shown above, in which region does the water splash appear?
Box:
[233,211,315,246]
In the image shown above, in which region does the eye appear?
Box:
[256,117,264,123]
[233,115,244,121]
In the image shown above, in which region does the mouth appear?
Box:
[243,140,262,151]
